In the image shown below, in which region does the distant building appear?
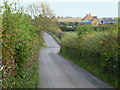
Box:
[55,14,116,26]
[56,18,82,22]
[119,19,120,24]
[99,18,116,26]
[80,13,100,26]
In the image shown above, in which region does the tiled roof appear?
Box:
[82,15,88,20]
[56,18,82,22]
[91,19,94,22]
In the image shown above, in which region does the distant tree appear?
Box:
[26,2,56,35]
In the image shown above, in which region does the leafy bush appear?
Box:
[56,22,78,31]
[76,24,94,36]
[60,24,118,88]
[57,22,79,26]
[59,26,76,31]
[100,30,118,75]
[47,28,66,44]
[2,1,41,88]
[94,26,115,31]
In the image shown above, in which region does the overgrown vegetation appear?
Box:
[56,22,78,31]
[59,23,118,88]
[1,0,119,88]
[1,1,54,88]
[94,25,115,31]
[47,28,66,44]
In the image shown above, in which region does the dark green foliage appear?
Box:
[59,26,76,31]
[57,22,79,26]
[56,22,78,31]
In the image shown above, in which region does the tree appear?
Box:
[26,2,56,35]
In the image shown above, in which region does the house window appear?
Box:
[95,23,96,25]
[101,21,103,23]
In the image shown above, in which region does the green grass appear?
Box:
[47,31,61,44]
[39,33,46,49]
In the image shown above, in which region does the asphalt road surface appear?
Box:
[38,32,112,88]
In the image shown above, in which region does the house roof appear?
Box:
[91,19,94,22]
[98,18,101,21]
[56,18,82,22]
[81,14,100,23]
[90,18,100,22]
[83,16,88,20]
[82,14,89,21]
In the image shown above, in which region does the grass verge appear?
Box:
[60,52,117,88]
[46,31,61,44]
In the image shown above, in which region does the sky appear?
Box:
[0,0,119,18]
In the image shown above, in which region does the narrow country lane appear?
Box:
[38,33,112,88]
